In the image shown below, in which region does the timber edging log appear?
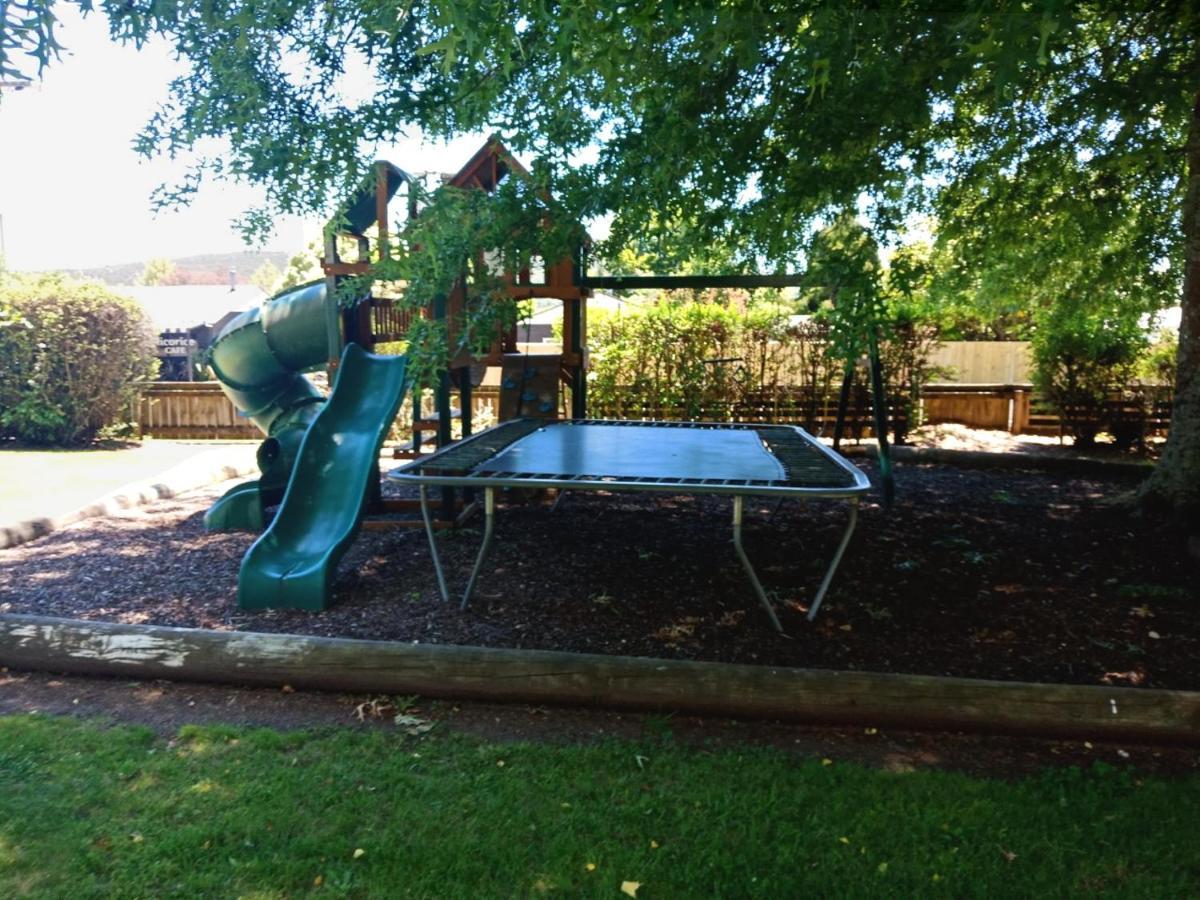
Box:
[2,614,1198,744]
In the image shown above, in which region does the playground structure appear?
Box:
[203,138,592,610]
[203,135,886,615]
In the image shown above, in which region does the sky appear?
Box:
[0,5,495,273]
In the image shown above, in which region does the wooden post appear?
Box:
[374,161,390,261]
[458,369,475,504]
[322,229,342,377]
[1013,388,1032,434]
[565,297,586,417]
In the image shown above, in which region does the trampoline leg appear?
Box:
[460,487,496,610]
[420,484,450,604]
[806,499,860,621]
[551,489,568,513]
[733,495,785,635]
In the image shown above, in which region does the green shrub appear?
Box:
[1139,328,1178,388]
[585,297,942,438]
[0,273,159,445]
[1031,299,1146,448]
[586,303,741,420]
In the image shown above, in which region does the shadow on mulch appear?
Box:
[0,460,1196,691]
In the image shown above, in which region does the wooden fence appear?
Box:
[137,382,504,440]
[589,383,1173,439]
[590,386,885,439]
[928,342,1032,383]
[138,382,260,439]
[137,380,1171,441]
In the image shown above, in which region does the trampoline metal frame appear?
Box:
[391,419,870,631]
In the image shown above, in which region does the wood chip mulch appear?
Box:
[1,460,1196,691]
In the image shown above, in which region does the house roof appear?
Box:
[115,284,266,331]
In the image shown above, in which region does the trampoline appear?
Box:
[388,418,871,631]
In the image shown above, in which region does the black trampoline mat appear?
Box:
[476,422,786,482]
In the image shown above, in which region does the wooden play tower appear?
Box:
[310,135,893,502]
[318,136,590,456]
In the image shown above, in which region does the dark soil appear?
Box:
[0,459,1197,690]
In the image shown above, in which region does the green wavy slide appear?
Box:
[237,342,408,611]
[202,280,408,611]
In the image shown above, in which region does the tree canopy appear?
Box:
[6,1,1199,517]
[7,4,1186,266]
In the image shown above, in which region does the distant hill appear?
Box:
[68,250,291,286]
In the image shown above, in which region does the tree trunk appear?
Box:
[1140,89,1200,529]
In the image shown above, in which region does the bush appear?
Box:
[0,273,159,445]
[1139,328,1178,388]
[1031,300,1146,448]
[586,303,741,420]
[583,297,944,439]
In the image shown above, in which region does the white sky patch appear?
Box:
[0,6,489,272]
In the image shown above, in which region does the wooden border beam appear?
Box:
[579,274,805,290]
[1,615,1197,744]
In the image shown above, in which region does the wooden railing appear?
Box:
[370,297,417,344]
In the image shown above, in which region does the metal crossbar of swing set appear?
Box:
[389,419,870,633]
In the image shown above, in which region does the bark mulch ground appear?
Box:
[1,457,1196,691]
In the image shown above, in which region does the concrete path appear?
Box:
[0,441,258,549]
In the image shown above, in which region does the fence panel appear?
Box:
[138,383,260,439]
[929,342,1032,383]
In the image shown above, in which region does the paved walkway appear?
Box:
[0,441,257,528]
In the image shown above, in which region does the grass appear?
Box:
[1,716,1198,898]
[0,441,244,524]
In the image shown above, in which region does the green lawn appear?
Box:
[0,442,251,525]
[0,716,1196,898]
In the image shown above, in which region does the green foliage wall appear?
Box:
[0,273,159,445]
[585,301,939,440]
[587,303,745,421]
[1031,299,1148,448]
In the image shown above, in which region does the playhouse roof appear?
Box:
[445,136,593,250]
[448,135,529,191]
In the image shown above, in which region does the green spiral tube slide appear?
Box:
[202,282,409,610]
[204,281,332,531]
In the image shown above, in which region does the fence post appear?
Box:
[1012,388,1031,435]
